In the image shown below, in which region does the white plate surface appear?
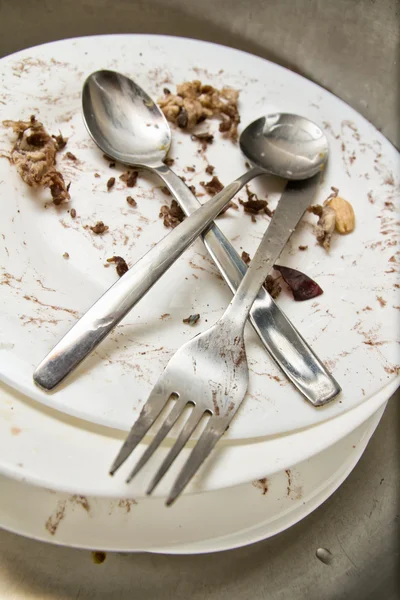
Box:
[0,404,384,554]
[0,35,398,442]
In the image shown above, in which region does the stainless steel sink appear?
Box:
[0,0,398,598]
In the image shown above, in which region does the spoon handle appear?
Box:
[33,168,261,390]
[155,166,340,407]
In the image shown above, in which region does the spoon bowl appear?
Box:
[83,70,328,179]
[82,70,171,167]
[239,113,328,179]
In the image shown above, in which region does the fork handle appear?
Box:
[156,166,340,406]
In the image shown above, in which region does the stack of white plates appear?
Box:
[0,34,398,553]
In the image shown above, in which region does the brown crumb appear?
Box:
[161,186,171,196]
[159,199,185,228]
[90,221,108,234]
[186,166,195,172]
[126,196,137,207]
[106,176,115,190]
[239,186,269,214]
[65,151,77,161]
[205,164,215,175]
[70,208,76,218]
[163,156,175,167]
[241,251,251,265]
[377,295,387,307]
[52,132,67,150]
[298,245,308,251]
[92,551,107,564]
[107,256,129,277]
[183,313,200,325]
[3,116,70,205]
[119,170,138,187]
[264,275,282,299]
[160,313,171,320]
[94,172,100,178]
[63,252,69,259]
[308,204,336,250]
[159,81,240,141]
[201,175,224,196]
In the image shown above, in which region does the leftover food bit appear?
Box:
[70,208,76,218]
[90,221,109,234]
[65,151,77,161]
[107,256,129,277]
[309,188,356,249]
[298,245,308,251]
[52,132,67,150]
[163,157,175,167]
[241,251,251,265]
[106,176,115,190]
[119,170,138,187]
[191,132,214,151]
[63,252,69,259]
[161,186,171,196]
[126,195,137,207]
[3,116,70,205]
[159,199,185,228]
[159,81,240,141]
[186,166,195,172]
[326,196,355,234]
[201,175,224,196]
[239,186,272,217]
[94,172,100,178]
[309,204,336,250]
[205,164,215,175]
[274,265,323,301]
[264,275,282,300]
[183,313,200,325]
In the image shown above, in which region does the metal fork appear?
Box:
[111,174,338,505]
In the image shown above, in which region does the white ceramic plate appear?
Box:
[0,405,384,554]
[0,377,396,498]
[0,35,399,441]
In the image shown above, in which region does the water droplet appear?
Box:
[316,547,333,565]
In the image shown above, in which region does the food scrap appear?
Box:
[63,252,69,259]
[90,221,109,234]
[183,313,200,325]
[119,170,138,187]
[264,275,282,299]
[274,265,323,301]
[159,199,185,228]
[239,186,272,217]
[70,208,76,218]
[201,175,224,196]
[107,256,129,277]
[126,195,137,207]
[205,164,215,175]
[241,251,251,265]
[309,204,336,250]
[309,188,356,249]
[106,177,115,190]
[3,115,70,205]
[159,80,240,141]
[326,196,355,234]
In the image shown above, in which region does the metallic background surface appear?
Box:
[0,0,398,597]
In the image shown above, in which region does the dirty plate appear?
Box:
[0,404,385,553]
[0,35,398,441]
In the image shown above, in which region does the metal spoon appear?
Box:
[34,71,339,405]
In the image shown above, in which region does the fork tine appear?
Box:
[146,406,204,495]
[126,396,189,483]
[109,385,169,476]
[165,417,230,506]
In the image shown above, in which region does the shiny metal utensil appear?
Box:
[111,167,336,505]
[33,71,338,403]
